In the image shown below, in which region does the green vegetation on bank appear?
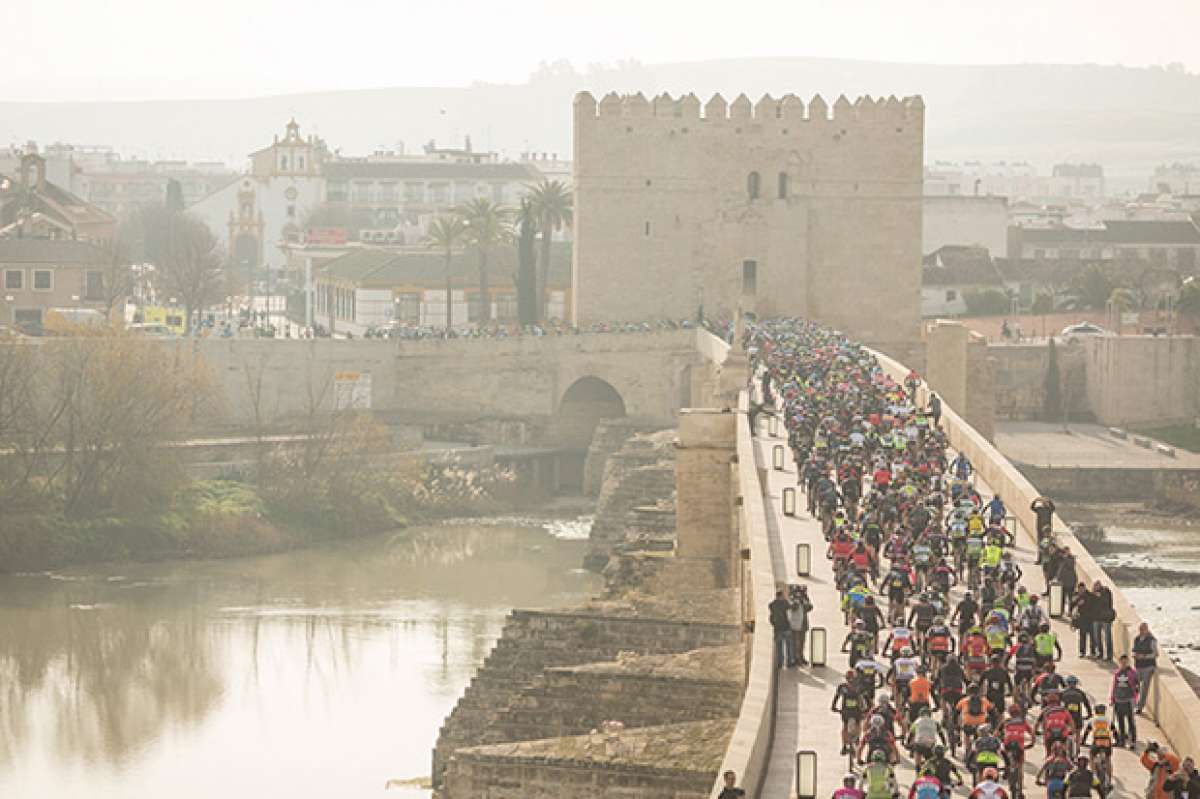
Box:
[0,336,526,572]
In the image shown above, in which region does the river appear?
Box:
[0,515,600,799]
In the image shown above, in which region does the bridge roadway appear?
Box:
[754,425,1171,799]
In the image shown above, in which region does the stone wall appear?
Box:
[586,430,678,570]
[443,719,733,799]
[432,610,739,786]
[991,343,1089,421]
[1084,335,1200,427]
[582,419,670,497]
[1016,463,1200,511]
[486,646,743,744]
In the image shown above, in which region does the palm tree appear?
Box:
[423,216,466,332]
[514,198,538,326]
[455,198,511,326]
[527,179,572,321]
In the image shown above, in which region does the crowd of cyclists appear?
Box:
[746,319,1184,799]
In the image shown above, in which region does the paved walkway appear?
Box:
[995,422,1200,469]
[755,429,1173,799]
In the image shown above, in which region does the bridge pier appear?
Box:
[674,409,740,590]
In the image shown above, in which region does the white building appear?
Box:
[922,195,1008,257]
[189,119,328,273]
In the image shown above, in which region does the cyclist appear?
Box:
[907,706,946,770]
[1036,694,1077,757]
[924,616,955,671]
[833,669,867,755]
[962,625,991,680]
[1060,675,1093,732]
[834,772,866,799]
[909,773,944,799]
[857,713,898,765]
[859,750,899,799]
[1008,633,1039,706]
[1034,623,1063,668]
[844,619,875,667]
[1033,663,1066,706]
[908,666,934,721]
[971,767,1010,799]
[1002,704,1037,795]
[1079,704,1114,790]
[969,723,1005,785]
[1064,755,1102,798]
[1037,743,1073,799]
[982,655,1014,722]
[957,685,993,750]
[920,745,965,799]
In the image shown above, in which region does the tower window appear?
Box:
[747,171,761,200]
[279,156,288,171]
[742,260,757,295]
[778,172,789,199]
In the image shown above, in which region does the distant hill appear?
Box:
[3,58,1199,176]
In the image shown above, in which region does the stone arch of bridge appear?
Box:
[556,375,627,448]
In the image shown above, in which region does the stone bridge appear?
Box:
[190,329,714,446]
[711,340,1200,799]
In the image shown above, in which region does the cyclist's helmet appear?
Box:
[871,750,887,763]
[1065,675,1079,687]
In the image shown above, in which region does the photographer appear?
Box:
[1141,742,1182,799]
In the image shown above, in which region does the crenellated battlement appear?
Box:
[575,90,923,124]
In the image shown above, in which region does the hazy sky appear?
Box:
[4,0,1197,102]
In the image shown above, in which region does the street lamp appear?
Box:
[1048,581,1065,618]
[782,487,796,516]
[772,445,785,470]
[809,627,827,667]
[796,750,818,799]
[795,542,811,576]
[768,415,780,437]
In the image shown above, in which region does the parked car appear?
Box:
[1059,322,1110,342]
[127,323,177,338]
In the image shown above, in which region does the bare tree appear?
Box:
[160,213,225,331]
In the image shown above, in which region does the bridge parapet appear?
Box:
[710,390,782,797]
[873,348,1200,760]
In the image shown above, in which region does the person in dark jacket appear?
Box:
[1070,583,1095,658]
[1091,581,1116,661]
[1163,757,1200,799]
[769,590,795,668]
[1057,548,1079,607]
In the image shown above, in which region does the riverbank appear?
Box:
[0,461,546,573]
[1062,499,1200,671]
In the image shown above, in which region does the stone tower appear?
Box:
[571,91,925,347]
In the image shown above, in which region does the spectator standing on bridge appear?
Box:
[770,590,796,668]
[1133,623,1160,714]
[1069,583,1096,659]
[1056,548,1079,608]
[1111,655,1141,748]
[1163,757,1200,799]
[927,393,942,428]
[1031,496,1056,538]
[789,585,814,667]
[1091,580,1116,661]
[718,769,746,799]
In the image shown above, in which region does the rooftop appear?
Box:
[324,160,540,182]
[0,238,110,264]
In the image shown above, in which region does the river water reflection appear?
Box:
[0,517,599,799]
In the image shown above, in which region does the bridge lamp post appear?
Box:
[772,445,785,470]
[768,415,779,437]
[808,627,827,667]
[1048,581,1065,619]
[782,487,796,517]
[795,543,811,577]
[795,750,818,799]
